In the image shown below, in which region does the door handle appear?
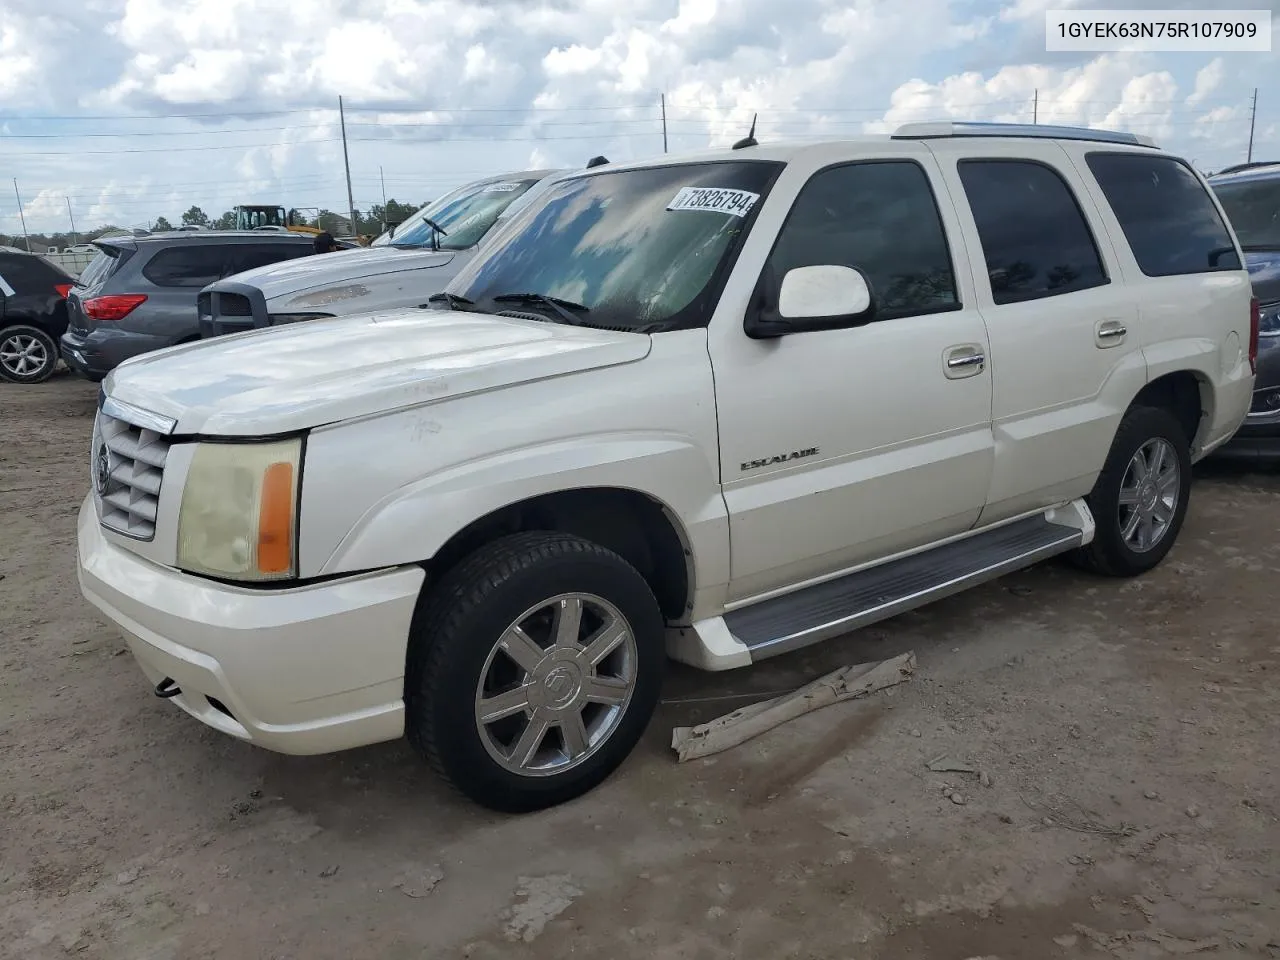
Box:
[1096,320,1128,347]
[944,346,986,379]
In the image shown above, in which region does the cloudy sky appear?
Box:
[1,0,1277,236]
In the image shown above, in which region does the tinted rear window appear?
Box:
[1212,176,1280,251]
[958,159,1108,305]
[0,253,71,293]
[142,245,229,287]
[76,247,123,288]
[1086,153,1241,276]
[223,243,311,276]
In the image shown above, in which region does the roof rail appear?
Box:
[1210,160,1280,177]
[892,121,1158,149]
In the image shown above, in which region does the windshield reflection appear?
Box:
[447,161,783,332]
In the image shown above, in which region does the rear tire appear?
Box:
[1073,405,1192,577]
[405,531,665,813]
[0,325,58,384]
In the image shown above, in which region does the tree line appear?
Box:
[1,199,428,253]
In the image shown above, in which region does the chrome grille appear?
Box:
[93,409,172,540]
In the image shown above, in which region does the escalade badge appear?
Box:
[739,447,820,472]
[94,444,111,495]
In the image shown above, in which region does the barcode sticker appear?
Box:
[666,186,760,217]
[483,182,523,193]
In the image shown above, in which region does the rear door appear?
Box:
[135,243,237,339]
[928,140,1145,523]
[67,243,131,336]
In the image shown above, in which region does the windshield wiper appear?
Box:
[423,292,475,311]
[422,216,448,251]
[491,292,591,326]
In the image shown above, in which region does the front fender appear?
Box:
[296,331,727,594]
[317,432,728,589]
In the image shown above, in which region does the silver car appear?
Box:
[198,168,573,337]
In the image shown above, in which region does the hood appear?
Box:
[219,246,457,301]
[104,310,652,435]
[1243,249,1280,305]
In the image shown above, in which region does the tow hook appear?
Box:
[154,677,182,699]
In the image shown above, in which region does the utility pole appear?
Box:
[661,93,668,153]
[12,179,30,252]
[379,165,388,231]
[65,197,78,246]
[1033,88,1038,125]
[1247,87,1257,163]
[338,96,358,239]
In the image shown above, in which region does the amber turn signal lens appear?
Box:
[257,461,295,575]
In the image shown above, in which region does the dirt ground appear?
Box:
[2,372,1278,960]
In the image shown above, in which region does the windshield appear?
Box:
[1213,177,1280,250]
[446,160,783,332]
[389,177,540,250]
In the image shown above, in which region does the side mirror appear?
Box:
[779,264,871,320]
[746,264,874,339]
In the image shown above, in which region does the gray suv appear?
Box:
[60,231,321,381]
[1209,161,1280,461]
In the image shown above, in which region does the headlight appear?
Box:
[1260,302,1280,337]
[177,439,301,581]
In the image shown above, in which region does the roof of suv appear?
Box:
[1208,161,1280,184]
[127,231,317,243]
[580,132,1161,177]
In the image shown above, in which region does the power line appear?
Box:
[0,117,667,138]
[1,103,663,122]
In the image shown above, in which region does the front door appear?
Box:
[708,151,996,603]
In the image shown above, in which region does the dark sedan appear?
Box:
[1211,161,1280,461]
[0,248,76,384]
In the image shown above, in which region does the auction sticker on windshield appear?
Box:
[483,182,524,193]
[666,186,760,217]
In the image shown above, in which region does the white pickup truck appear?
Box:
[77,122,1257,812]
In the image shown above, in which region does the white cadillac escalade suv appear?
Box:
[77,123,1258,812]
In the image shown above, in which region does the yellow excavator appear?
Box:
[233,205,321,235]
[234,205,370,245]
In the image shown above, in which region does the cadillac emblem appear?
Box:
[94,443,111,496]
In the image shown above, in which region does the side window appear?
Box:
[1086,153,1242,276]
[766,161,959,321]
[958,159,1108,305]
[225,243,310,276]
[0,256,44,293]
[141,245,228,288]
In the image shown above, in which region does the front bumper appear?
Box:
[76,496,425,755]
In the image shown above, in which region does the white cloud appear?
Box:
[1186,58,1224,107]
[0,0,1273,235]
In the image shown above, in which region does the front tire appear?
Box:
[1074,405,1192,577]
[406,532,665,812]
[0,325,58,384]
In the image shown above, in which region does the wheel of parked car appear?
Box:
[405,531,665,812]
[1074,405,1193,577]
[0,324,59,384]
